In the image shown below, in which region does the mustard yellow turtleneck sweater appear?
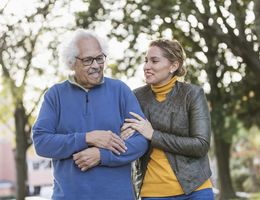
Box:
[140,76,212,197]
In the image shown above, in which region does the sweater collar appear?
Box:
[68,75,105,92]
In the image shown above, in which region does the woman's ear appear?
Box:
[170,61,179,74]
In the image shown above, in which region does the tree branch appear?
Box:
[0,34,17,97]
[21,31,41,86]
[0,0,9,14]
[27,87,48,119]
[214,0,260,75]
[21,0,56,87]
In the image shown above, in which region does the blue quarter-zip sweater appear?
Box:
[32,77,148,200]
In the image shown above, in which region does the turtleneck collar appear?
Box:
[151,76,178,102]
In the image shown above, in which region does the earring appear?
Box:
[170,70,174,74]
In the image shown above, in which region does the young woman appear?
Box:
[121,39,214,200]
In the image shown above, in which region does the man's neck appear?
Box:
[68,75,105,91]
[68,75,90,92]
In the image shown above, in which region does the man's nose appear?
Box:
[91,59,100,68]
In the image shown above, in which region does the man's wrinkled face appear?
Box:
[73,37,105,89]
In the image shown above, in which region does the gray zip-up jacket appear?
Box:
[134,81,212,195]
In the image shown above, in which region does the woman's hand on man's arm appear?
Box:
[123,112,154,140]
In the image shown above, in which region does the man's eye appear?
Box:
[83,59,93,63]
[152,60,159,63]
[96,57,103,61]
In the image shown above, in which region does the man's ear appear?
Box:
[71,61,77,70]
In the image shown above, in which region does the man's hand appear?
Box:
[86,130,127,155]
[73,147,100,171]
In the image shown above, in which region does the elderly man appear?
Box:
[32,29,148,200]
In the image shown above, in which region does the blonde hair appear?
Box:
[149,39,186,77]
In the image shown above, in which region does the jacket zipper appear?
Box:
[170,112,179,172]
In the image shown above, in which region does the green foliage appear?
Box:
[236,71,260,128]
[76,0,260,127]
[250,193,260,199]
[76,0,106,28]
[231,126,260,193]
[0,1,72,199]
[0,78,14,134]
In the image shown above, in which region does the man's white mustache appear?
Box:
[88,68,101,74]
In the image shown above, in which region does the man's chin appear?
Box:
[92,76,104,86]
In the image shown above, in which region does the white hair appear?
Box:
[59,29,109,69]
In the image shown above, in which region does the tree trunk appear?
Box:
[206,37,237,200]
[254,0,260,42]
[14,102,28,200]
[214,131,236,200]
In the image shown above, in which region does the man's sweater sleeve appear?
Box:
[99,83,149,167]
[32,87,88,160]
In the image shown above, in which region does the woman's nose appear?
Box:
[143,62,151,70]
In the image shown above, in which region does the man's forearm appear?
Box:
[99,132,148,167]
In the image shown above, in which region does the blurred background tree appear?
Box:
[0,0,72,199]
